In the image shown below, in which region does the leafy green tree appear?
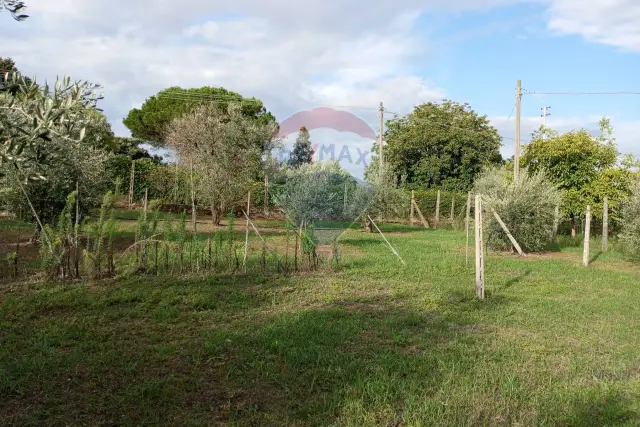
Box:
[521,119,618,234]
[0,57,18,86]
[0,72,109,228]
[123,86,276,147]
[289,126,313,168]
[166,102,276,224]
[371,100,502,191]
[474,168,562,252]
[620,179,640,262]
[0,0,28,21]
[276,161,356,224]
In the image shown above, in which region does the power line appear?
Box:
[507,101,517,120]
[524,90,640,95]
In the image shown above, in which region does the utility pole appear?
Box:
[379,101,384,169]
[514,80,522,181]
[541,106,551,127]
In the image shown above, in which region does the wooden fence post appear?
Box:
[142,188,149,270]
[552,205,559,245]
[450,194,456,224]
[75,181,80,278]
[465,191,471,266]
[583,205,591,266]
[475,195,485,300]
[243,191,251,273]
[602,197,609,252]
[128,159,135,208]
[435,190,441,228]
[410,190,415,225]
[190,159,197,233]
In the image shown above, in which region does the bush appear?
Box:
[620,180,640,262]
[474,168,561,252]
[275,162,356,224]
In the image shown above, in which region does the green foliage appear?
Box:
[620,180,640,262]
[289,126,313,168]
[0,72,103,180]
[374,100,503,191]
[166,103,274,221]
[37,191,78,279]
[276,161,356,224]
[522,122,618,220]
[85,191,117,277]
[352,167,408,222]
[123,86,276,147]
[408,189,467,223]
[1,72,111,225]
[474,168,562,252]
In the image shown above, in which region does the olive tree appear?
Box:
[0,72,108,230]
[620,179,640,262]
[474,168,562,252]
[276,161,356,224]
[165,103,277,224]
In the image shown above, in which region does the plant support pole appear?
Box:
[602,197,608,252]
[583,205,591,266]
[243,191,251,272]
[367,215,406,266]
[491,207,525,257]
[475,195,485,300]
[465,191,471,266]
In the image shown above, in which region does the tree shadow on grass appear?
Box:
[500,269,532,290]
[590,250,604,264]
[205,301,488,426]
[559,392,639,426]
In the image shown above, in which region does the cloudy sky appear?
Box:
[2,0,638,177]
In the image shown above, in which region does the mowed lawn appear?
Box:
[1,226,639,426]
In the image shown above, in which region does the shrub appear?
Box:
[474,168,561,252]
[275,161,356,224]
[620,179,640,262]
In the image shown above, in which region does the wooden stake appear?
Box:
[475,195,485,300]
[344,183,348,217]
[142,188,148,269]
[412,200,430,229]
[491,208,525,257]
[583,205,591,266]
[190,159,197,233]
[602,197,609,252]
[410,190,415,225]
[243,191,251,273]
[465,191,471,266]
[367,215,405,266]
[128,159,135,208]
[264,173,270,216]
[552,205,559,244]
[13,228,20,279]
[450,194,456,223]
[435,190,441,228]
[75,181,80,278]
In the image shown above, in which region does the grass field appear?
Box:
[1,222,639,426]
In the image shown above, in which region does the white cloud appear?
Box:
[545,0,640,51]
[2,0,639,164]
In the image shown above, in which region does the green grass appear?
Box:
[1,227,640,426]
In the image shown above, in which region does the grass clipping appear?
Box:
[474,168,561,252]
